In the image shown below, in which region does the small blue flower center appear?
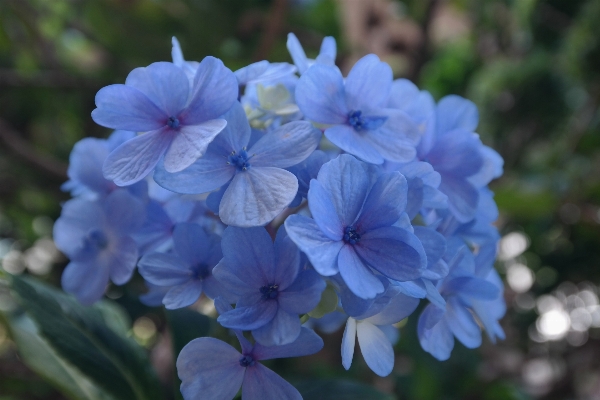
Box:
[192,263,210,280]
[227,149,251,171]
[239,355,255,367]
[167,116,180,129]
[343,226,361,245]
[260,284,279,300]
[85,229,109,250]
[347,110,387,132]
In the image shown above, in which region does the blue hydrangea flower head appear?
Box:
[285,154,427,300]
[138,223,230,309]
[295,55,419,164]
[177,327,323,400]
[154,102,322,227]
[92,56,238,186]
[53,189,145,304]
[213,226,326,346]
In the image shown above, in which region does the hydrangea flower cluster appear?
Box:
[53,33,505,399]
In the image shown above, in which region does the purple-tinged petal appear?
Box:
[272,230,301,290]
[92,85,166,131]
[61,260,109,305]
[338,245,384,300]
[316,154,370,226]
[284,215,342,276]
[104,189,145,234]
[138,253,191,286]
[212,259,260,300]
[217,301,278,330]
[202,275,235,302]
[418,304,454,361]
[163,280,203,309]
[356,321,394,377]
[324,125,384,165]
[220,227,274,287]
[249,121,321,168]
[252,307,301,346]
[344,54,392,111]
[308,180,344,241]
[295,64,348,124]
[427,131,483,176]
[124,62,189,117]
[208,101,251,155]
[219,167,298,227]
[253,327,324,360]
[356,172,407,232]
[172,223,212,266]
[436,95,478,136]
[278,270,326,314]
[163,119,227,173]
[242,363,302,400]
[103,128,174,186]
[356,226,426,281]
[177,337,244,400]
[53,198,104,257]
[341,317,356,370]
[180,56,238,125]
[107,236,138,285]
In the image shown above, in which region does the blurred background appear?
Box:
[1,0,600,399]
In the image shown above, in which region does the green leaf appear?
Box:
[295,379,395,400]
[0,312,114,400]
[9,275,163,400]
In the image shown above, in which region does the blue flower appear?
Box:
[285,154,427,300]
[286,150,330,207]
[53,190,145,304]
[177,327,323,400]
[213,227,326,346]
[286,32,336,74]
[154,102,322,227]
[295,55,419,164]
[138,223,230,309]
[234,60,297,87]
[92,57,238,186]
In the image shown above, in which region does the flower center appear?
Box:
[239,355,255,367]
[167,116,180,129]
[343,226,361,245]
[85,229,109,250]
[227,149,251,171]
[192,263,210,280]
[347,110,387,132]
[260,284,279,300]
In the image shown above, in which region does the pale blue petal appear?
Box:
[138,252,191,286]
[181,56,238,125]
[307,180,344,241]
[217,301,278,330]
[235,60,269,85]
[103,128,173,186]
[249,121,321,168]
[439,176,479,223]
[417,305,454,361]
[356,321,394,377]
[242,363,302,400]
[317,36,336,65]
[107,236,138,285]
[284,215,343,276]
[252,307,301,346]
[124,62,189,116]
[253,327,324,360]
[295,64,348,124]
[393,280,427,299]
[341,317,356,370]
[436,95,478,136]
[171,37,184,66]
[53,198,104,257]
[363,293,419,326]
[177,337,244,400]
[286,33,309,74]
[325,125,384,165]
[219,167,298,227]
[338,245,384,300]
[424,279,446,309]
[163,280,203,309]
[344,54,392,111]
[61,259,109,305]
[65,138,112,195]
[356,172,407,232]
[92,84,166,131]
[163,119,227,173]
[388,79,419,110]
[413,226,446,268]
[468,146,504,187]
[446,297,482,349]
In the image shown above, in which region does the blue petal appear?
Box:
[138,252,191,286]
[284,215,343,276]
[103,128,173,186]
[417,305,454,361]
[341,317,356,370]
[317,36,336,65]
[424,279,446,309]
[206,184,228,214]
[427,130,484,176]
[163,280,203,309]
[124,62,189,117]
[316,154,370,226]
[344,54,392,111]
[324,125,384,165]
[413,226,446,268]
[338,245,384,300]
[212,259,257,300]
[249,121,321,168]
[468,145,504,187]
[242,363,302,400]
[446,297,482,349]
[92,85,166,131]
[356,321,394,377]
[356,172,407,232]
[53,198,104,257]
[272,230,301,290]
[61,260,109,305]
[356,226,426,281]
[436,95,479,136]
[286,33,309,74]
[253,327,324,360]
[307,180,344,241]
[65,138,112,195]
[295,64,348,124]
[177,337,244,400]
[180,56,238,125]
[367,111,419,162]
[219,167,298,227]
[278,270,326,314]
[208,101,251,156]
[252,307,301,346]
[363,293,420,326]
[235,60,269,85]
[217,301,278,330]
[104,190,145,234]
[393,280,427,299]
[439,176,479,223]
[107,236,138,285]
[163,119,227,173]
[444,276,500,300]
[220,226,274,287]
[173,223,215,267]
